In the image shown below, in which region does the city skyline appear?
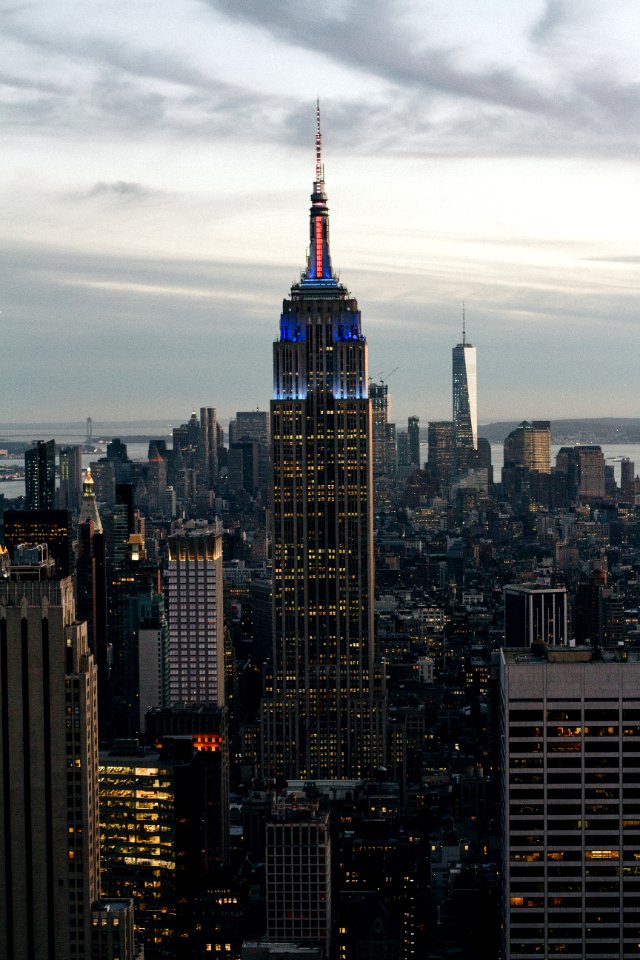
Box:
[2,1,640,422]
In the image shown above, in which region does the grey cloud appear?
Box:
[198,0,640,159]
[2,18,217,91]
[583,255,640,263]
[0,70,65,94]
[3,0,640,162]
[529,0,574,43]
[203,0,553,114]
[85,181,156,200]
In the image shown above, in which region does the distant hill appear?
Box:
[478,418,640,445]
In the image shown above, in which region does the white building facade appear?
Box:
[167,524,224,706]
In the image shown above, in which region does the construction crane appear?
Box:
[368,366,400,382]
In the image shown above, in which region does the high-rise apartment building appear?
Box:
[397,430,409,468]
[0,551,99,959]
[145,704,230,869]
[200,406,218,484]
[107,529,166,739]
[370,381,390,478]
[234,410,270,445]
[167,523,224,706]
[229,410,270,493]
[100,747,177,957]
[501,645,640,959]
[261,108,386,780]
[228,440,260,495]
[427,421,456,483]
[620,458,636,502]
[369,382,396,508]
[89,457,116,505]
[3,507,74,577]
[100,734,229,957]
[555,446,606,504]
[25,438,56,509]
[146,448,167,516]
[576,446,606,501]
[76,468,110,728]
[59,445,83,513]
[452,323,477,463]
[503,421,551,474]
[266,798,332,955]
[407,415,421,467]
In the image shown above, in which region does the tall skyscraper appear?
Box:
[501,645,640,959]
[76,468,110,730]
[266,797,332,954]
[369,381,396,507]
[0,548,99,959]
[452,316,477,463]
[234,410,269,445]
[199,406,218,484]
[167,523,224,706]
[554,445,607,505]
[59,445,83,513]
[108,530,165,739]
[261,107,386,780]
[370,381,390,478]
[576,445,606,501]
[3,507,74,577]
[100,734,229,957]
[503,421,551,474]
[25,438,56,509]
[407,415,421,467]
[620,457,636,501]
[427,420,456,483]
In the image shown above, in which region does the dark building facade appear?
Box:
[261,109,386,780]
[504,583,568,647]
[59,445,83,513]
[3,507,74,577]
[407,416,420,468]
[427,421,456,484]
[0,559,99,959]
[25,438,56,510]
[76,470,110,731]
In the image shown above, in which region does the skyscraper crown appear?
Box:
[301,102,337,287]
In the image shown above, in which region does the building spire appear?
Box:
[79,467,103,533]
[315,98,323,185]
[462,302,466,346]
[304,100,335,284]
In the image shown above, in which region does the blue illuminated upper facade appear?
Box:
[273,106,367,402]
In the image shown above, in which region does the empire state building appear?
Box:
[261,109,386,780]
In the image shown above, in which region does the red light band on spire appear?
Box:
[315,216,323,277]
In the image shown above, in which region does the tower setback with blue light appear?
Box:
[262,106,386,781]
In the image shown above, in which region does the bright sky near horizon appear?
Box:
[2,0,639,424]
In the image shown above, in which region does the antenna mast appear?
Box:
[315,99,323,183]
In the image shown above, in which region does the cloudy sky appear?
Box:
[2,0,639,426]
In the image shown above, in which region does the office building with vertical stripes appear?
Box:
[261,108,386,780]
